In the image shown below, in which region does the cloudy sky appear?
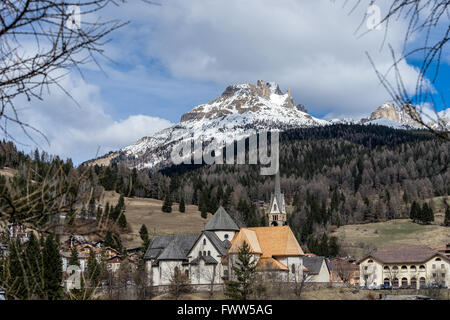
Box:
[7,0,449,164]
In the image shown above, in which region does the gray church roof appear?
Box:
[190,255,218,265]
[203,231,228,256]
[303,256,325,275]
[203,206,239,232]
[144,234,198,261]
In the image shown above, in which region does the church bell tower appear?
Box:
[268,169,287,226]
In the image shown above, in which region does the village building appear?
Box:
[434,243,450,259]
[144,206,239,289]
[228,226,304,282]
[61,243,120,273]
[6,223,31,243]
[303,256,331,283]
[328,258,360,286]
[359,245,450,289]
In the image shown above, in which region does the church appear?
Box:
[143,169,305,289]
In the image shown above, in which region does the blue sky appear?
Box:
[8,0,449,164]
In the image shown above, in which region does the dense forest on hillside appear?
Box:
[1,125,449,253]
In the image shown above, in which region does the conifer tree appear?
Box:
[139,224,150,250]
[118,212,127,229]
[179,197,186,213]
[162,194,173,213]
[42,235,62,300]
[24,233,42,298]
[69,247,80,267]
[87,249,101,288]
[6,239,27,299]
[444,207,450,227]
[410,201,420,222]
[224,241,256,300]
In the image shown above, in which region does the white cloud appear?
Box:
[7,74,172,164]
[118,0,424,118]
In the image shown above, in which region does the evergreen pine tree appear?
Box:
[224,241,256,300]
[319,233,329,257]
[87,249,101,288]
[328,236,339,257]
[162,194,173,213]
[179,197,186,213]
[24,233,42,298]
[410,201,420,222]
[69,247,80,267]
[444,207,450,227]
[42,235,62,300]
[6,239,27,299]
[118,212,127,229]
[139,224,150,250]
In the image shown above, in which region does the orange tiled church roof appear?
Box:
[230,226,304,257]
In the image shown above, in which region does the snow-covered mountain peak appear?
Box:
[180,80,297,123]
[94,80,328,169]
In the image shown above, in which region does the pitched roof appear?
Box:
[303,256,325,275]
[361,245,449,264]
[203,231,228,256]
[229,226,304,259]
[203,206,239,232]
[190,255,218,265]
[256,257,289,271]
[144,234,198,261]
[229,229,262,254]
[157,240,187,260]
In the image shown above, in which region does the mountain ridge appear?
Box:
[86,81,449,169]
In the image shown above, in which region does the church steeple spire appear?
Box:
[275,168,281,195]
[268,168,287,226]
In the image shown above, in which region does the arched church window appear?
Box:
[203,239,206,245]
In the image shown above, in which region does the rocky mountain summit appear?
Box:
[91,81,327,169]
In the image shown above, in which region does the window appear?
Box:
[291,265,296,273]
[384,266,390,271]
[419,277,426,288]
[410,277,417,289]
[207,251,211,256]
[441,264,445,269]
[199,251,202,257]
[384,278,390,286]
[410,266,416,272]
[185,270,189,277]
[419,265,425,271]
[224,234,229,239]
[432,264,436,269]
[368,260,374,263]
[393,266,399,271]
[392,278,399,288]
[401,266,408,271]
[435,258,441,261]
[203,251,206,256]
[401,278,408,288]
[203,239,207,245]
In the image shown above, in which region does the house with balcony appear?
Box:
[359,245,450,289]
